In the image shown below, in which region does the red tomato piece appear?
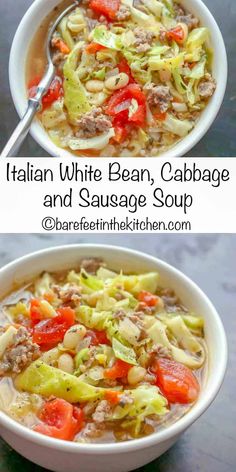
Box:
[86,329,110,346]
[86,42,107,54]
[138,291,160,307]
[166,25,185,44]
[89,0,120,21]
[154,358,200,404]
[33,307,75,345]
[113,124,128,143]
[154,111,167,121]
[106,84,146,126]
[30,299,42,326]
[104,390,121,405]
[117,59,135,83]
[34,399,84,440]
[52,38,70,54]
[28,76,64,110]
[104,359,132,379]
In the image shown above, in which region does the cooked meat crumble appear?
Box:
[146,84,173,112]
[76,108,112,138]
[133,27,155,53]
[198,74,216,98]
[116,5,131,21]
[0,327,40,374]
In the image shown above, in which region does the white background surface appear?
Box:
[0,158,235,233]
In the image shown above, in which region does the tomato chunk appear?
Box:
[106,84,146,126]
[52,38,70,54]
[33,307,75,345]
[86,42,107,54]
[165,25,185,44]
[86,329,110,346]
[104,359,132,379]
[28,76,64,110]
[30,299,42,326]
[34,399,84,440]
[138,291,160,307]
[154,358,200,404]
[113,124,128,143]
[104,390,121,405]
[154,111,167,121]
[89,0,120,21]
[117,59,135,84]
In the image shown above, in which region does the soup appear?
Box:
[26,0,216,157]
[0,258,206,442]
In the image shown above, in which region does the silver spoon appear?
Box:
[1,0,80,157]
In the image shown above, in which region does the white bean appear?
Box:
[85,80,104,93]
[58,353,74,374]
[105,72,129,91]
[63,324,87,350]
[127,366,146,385]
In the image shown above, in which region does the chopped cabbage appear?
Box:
[119,317,140,345]
[163,113,194,137]
[112,337,137,365]
[63,43,91,123]
[34,273,54,297]
[67,8,87,35]
[122,0,157,28]
[97,267,117,280]
[110,272,159,295]
[76,305,112,330]
[172,68,187,95]
[111,385,168,436]
[148,53,184,71]
[93,67,106,80]
[92,26,122,50]
[15,360,104,403]
[58,17,74,50]
[142,0,163,18]
[0,326,17,358]
[186,28,209,51]
[147,319,205,368]
[68,128,115,151]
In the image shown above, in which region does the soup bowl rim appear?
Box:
[0,244,228,454]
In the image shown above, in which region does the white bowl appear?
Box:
[9,0,227,158]
[0,244,227,472]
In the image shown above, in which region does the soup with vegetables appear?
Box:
[27,0,216,157]
[0,259,206,442]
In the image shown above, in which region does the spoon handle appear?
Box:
[1,98,40,157]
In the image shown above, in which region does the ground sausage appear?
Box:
[176,13,199,30]
[53,285,81,306]
[77,109,112,138]
[146,84,172,112]
[92,400,111,423]
[116,5,131,21]
[80,257,104,274]
[174,4,199,30]
[133,27,155,53]
[0,327,40,375]
[118,393,134,407]
[149,344,172,361]
[198,74,216,98]
[82,422,105,439]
